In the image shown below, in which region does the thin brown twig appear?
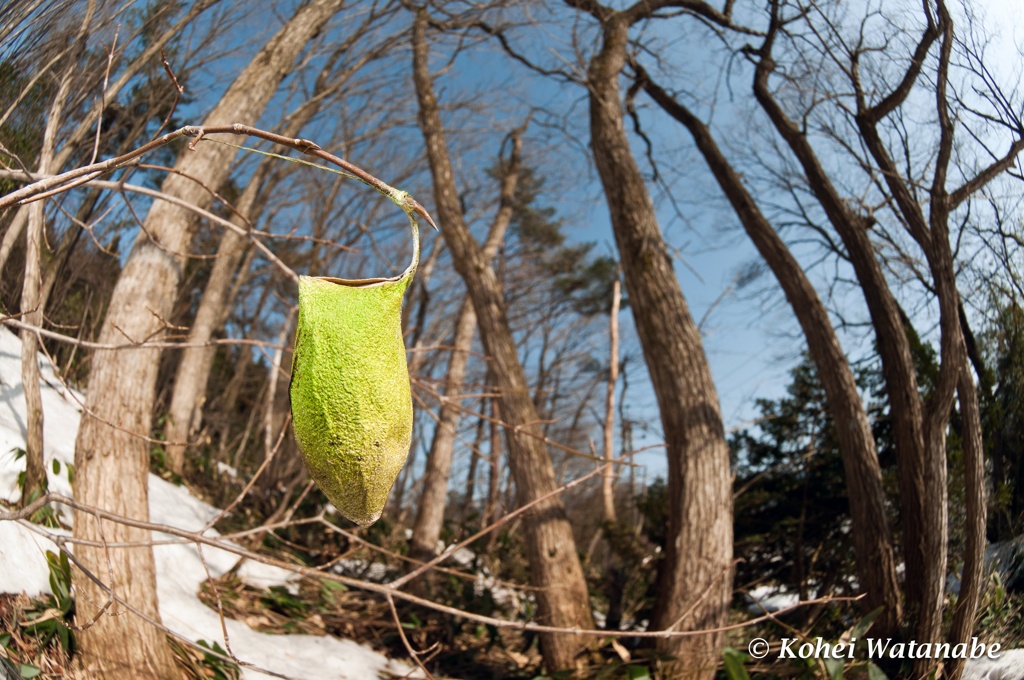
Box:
[156,49,185,139]
[90,25,119,166]
[386,594,436,680]
[5,494,862,639]
[1,316,285,353]
[0,124,438,232]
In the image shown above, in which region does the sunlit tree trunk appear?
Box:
[411,10,595,669]
[601,275,620,525]
[635,69,902,635]
[409,131,522,562]
[72,1,346,675]
[569,4,734,675]
[18,1,98,505]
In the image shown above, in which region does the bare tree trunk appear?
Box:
[72,2,345,675]
[409,130,523,562]
[409,296,476,559]
[264,308,296,460]
[19,0,97,506]
[635,69,902,635]
[164,203,252,474]
[411,10,594,669]
[571,6,733,675]
[20,201,47,504]
[463,400,487,512]
[946,364,986,680]
[602,275,620,525]
[483,394,503,546]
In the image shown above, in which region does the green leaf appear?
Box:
[21,664,42,678]
[626,665,652,680]
[51,459,61,475]
[824,656,845,680]
[867,662,891,680]
[722,647,751,680]
[851,607,883,640]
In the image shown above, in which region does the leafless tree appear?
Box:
[411,7,596,670]
[409,127,523,562]
[562,1,737,674]
[717,1,1021,673]
[69,1,349,674]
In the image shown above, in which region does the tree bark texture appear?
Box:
[410,131,522,562]
[602,276,620,525]
[946,365,986,680]
[20,200,47,504]
[164,194,254,474]
[752,38,937,645]
[637,71,902,635]
[19,0,96,507]
[72,1,345,675]
[411,10,595,670]
[584,13,732,678]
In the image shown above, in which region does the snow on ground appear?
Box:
[963,649,1024,680]
[744,584,801,613]
[2,323,1023,679]
[0,328,418,679]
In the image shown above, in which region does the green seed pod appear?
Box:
[290,216,419,526]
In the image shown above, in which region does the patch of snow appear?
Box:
[963,648,1024,680]
[0,521,61,598]
[950,535,1024,595]
[0,328,419,679]
[445,547,472,568]
[331,557,395,583]
[744,585,800,613]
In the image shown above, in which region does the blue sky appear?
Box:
[82,0,1024,481]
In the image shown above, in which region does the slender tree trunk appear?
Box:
[19,0,96,506]
[20,200,47,504]
[463,400,487,512]
[946,364,986,679]
[409,296,477,560]
[583,14,732,677]
[164,210,250,474]
[483,394,503,545]
[411,10,594,669]
[602,276,620,524]
[72,2,345,675]
[636,71,902,634]
[410,130,523,562]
